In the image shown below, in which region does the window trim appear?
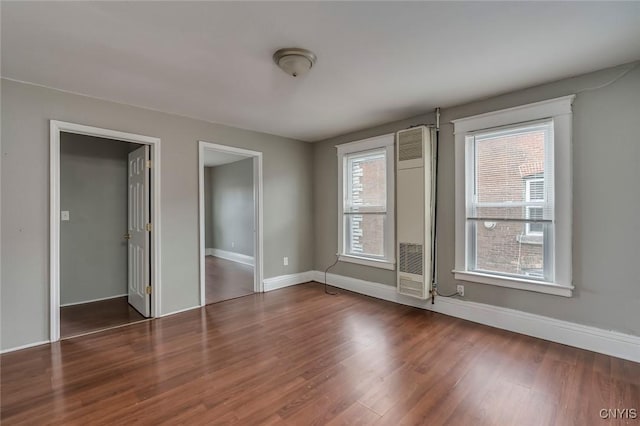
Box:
[337,134,395,269]
[452,95,575,297]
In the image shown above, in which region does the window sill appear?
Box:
[453,270,573,297]
[339,255,395,270]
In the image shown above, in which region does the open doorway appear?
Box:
[50,121,161,341]
[59,133,148,338]
[199,141,263,306]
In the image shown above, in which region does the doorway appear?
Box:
[50,121,161,341]
[198,141,263,306]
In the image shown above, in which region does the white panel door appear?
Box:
[128,145,151,317]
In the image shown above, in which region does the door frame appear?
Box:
[198,140,264,306]
[49,120,162,342]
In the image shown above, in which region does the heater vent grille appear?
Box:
[399,243,423,275]
[399,278,425,298]
[398,128,423,161]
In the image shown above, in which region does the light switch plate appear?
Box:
[61,211,70,221]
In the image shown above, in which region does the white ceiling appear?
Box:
[202,149,247,167]
[2,2,639,142]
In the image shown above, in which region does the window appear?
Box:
[453,96,574,297]
[468,122,551,281]
[337,134,395,269]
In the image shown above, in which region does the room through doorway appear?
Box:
[50,121,161,342]
[199,142,263,305]
[59,133,150,338]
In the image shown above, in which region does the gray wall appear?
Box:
[3,62,638,351]
[204,159,255,257]
[60,134,134,305]
[1,79,314,350]
[314,62,640,337]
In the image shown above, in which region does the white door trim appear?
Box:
[49,120,162,342]
[198,141,264,306]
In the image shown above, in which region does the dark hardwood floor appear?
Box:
[205,255,254,305]
[2,283,638,425]
[60,296,147,339]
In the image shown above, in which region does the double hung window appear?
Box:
[337,134,395,270]
[453,96,574,296]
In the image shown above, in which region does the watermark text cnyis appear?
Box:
[599,408,637,420]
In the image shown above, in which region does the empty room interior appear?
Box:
[1,1,639,424]
[202,147,257,305]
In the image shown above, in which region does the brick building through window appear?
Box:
[338,133,395,267]
[346,151,386,257]
[473,126,546,278]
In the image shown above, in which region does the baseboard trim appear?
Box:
[2,304,201,353]
[5,274,637,362]
[311,271,640,363]
[264,271,315,292]
[1,340,51,354]
[161,305,201,318]
[60,293,128,307]
[206,248,254,266]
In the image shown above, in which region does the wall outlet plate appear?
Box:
[456,285,465,297]
[283,256,289,266]
[61,211,70,221]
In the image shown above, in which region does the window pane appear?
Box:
[527,207,544,234]
[471,220,546,280]
[346,151,386,213]
[473,123,550,221]
[345,214,385,257]
[468,122,551,281]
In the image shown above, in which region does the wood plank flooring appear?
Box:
[205,255,254,305]
[60,296,147,338]
[2,283,638,425]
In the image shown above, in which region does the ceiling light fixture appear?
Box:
[273,48,317,77]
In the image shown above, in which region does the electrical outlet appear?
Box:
[231,242,235,248]
[61,211,70,221]
[456,285,465,297]
[283,256,289,266]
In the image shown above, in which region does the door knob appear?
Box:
[124,233,131,240]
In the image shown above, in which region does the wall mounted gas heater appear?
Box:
[396,126,436,299]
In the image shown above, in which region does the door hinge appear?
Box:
[146,160,152,169]
[145,285,152,295]
[146,223,152,232]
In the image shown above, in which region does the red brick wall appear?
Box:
[359,159,385,256]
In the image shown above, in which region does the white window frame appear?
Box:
[452,95,574,297]
[525,177,544,236]
[337,134,395,270]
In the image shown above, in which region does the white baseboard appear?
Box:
[3,304,202,353]
[4,273,637,362]
[1,340,51,354]
[60,293,128,307]
[161,304,201,318]
[264,271,315,292]
[206,248,254,267]
[311,271,640,363]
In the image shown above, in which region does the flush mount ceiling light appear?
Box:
[273,48,317,77]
